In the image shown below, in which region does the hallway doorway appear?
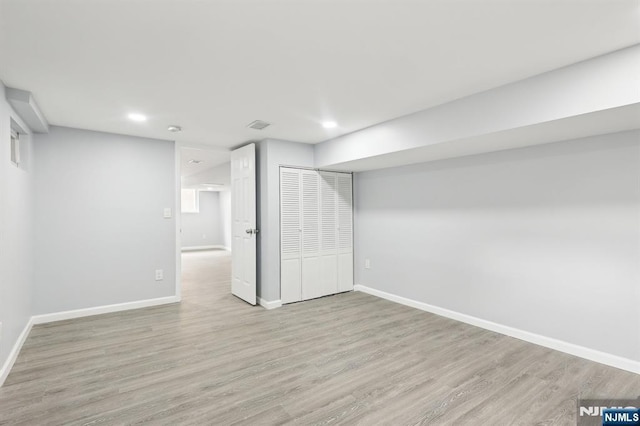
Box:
[181,249,233,305]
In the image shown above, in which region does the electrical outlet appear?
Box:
[155,269,164,281]
[365,259,371,269]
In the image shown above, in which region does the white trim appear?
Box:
[258,298,282,310]
[181,245,226,252]
[1,296,181,387]
[223,246,231,251]
[354,284,640,375]
[31,296,181,325]
[0,318,34,387]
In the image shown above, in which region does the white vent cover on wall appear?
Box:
[247,120,271,130]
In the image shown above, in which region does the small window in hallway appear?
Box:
[181,188,199,213]
[10,128,20,166]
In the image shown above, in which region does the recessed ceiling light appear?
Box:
[322,121,337,129]
[188,159,202,164]
[128,113,147,122]
[167,125,182,132]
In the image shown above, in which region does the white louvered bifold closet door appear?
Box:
[280,168,302,304]
[336,173,354,292]
[280,167,353,304]
[300,170,323,300]
[319,171,339,297]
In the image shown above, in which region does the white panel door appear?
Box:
[280,168,302,304]
[300,170,322,300]
[231,143,257,305]
[337,172,354,292]
[319,171,338,297]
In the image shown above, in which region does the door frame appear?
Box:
[174,142,234,301]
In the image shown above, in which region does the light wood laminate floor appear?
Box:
[1,249,639,425]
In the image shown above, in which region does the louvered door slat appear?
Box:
[337,173,353,252]
[318,171,338,297]
[337,172,353,292]
[280,168,302,303]
[301,170,321,300]
[281,169,301,256]
[301,171,320,255]
[320,171,337,253]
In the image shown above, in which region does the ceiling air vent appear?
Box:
[247,120,271,130]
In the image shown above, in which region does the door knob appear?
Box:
[245,229,259,234]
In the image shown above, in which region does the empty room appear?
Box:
[0,0,639,425]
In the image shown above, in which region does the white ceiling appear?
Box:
[180,146,230,178]
[182,159,231,189]
[1,0,638,149]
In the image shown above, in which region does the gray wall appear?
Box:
[354,131,640,361]
[33,126,176,314]
[257,139,314,301]
[181,190,224,248]
[0,82,34,375]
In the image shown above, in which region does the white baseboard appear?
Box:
[354,284,640,375]
[1,296,181,387]
[0,317,34,387]
[31,296,181,325]
[181,245,225,252]
[258,298,282,310]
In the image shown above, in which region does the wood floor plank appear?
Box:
[1,249,638,425]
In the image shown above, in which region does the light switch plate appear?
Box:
[365,259,371,269]
[163,208,172,218]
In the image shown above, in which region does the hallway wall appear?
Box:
[0,82,35,382]
[181,190,225,249]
